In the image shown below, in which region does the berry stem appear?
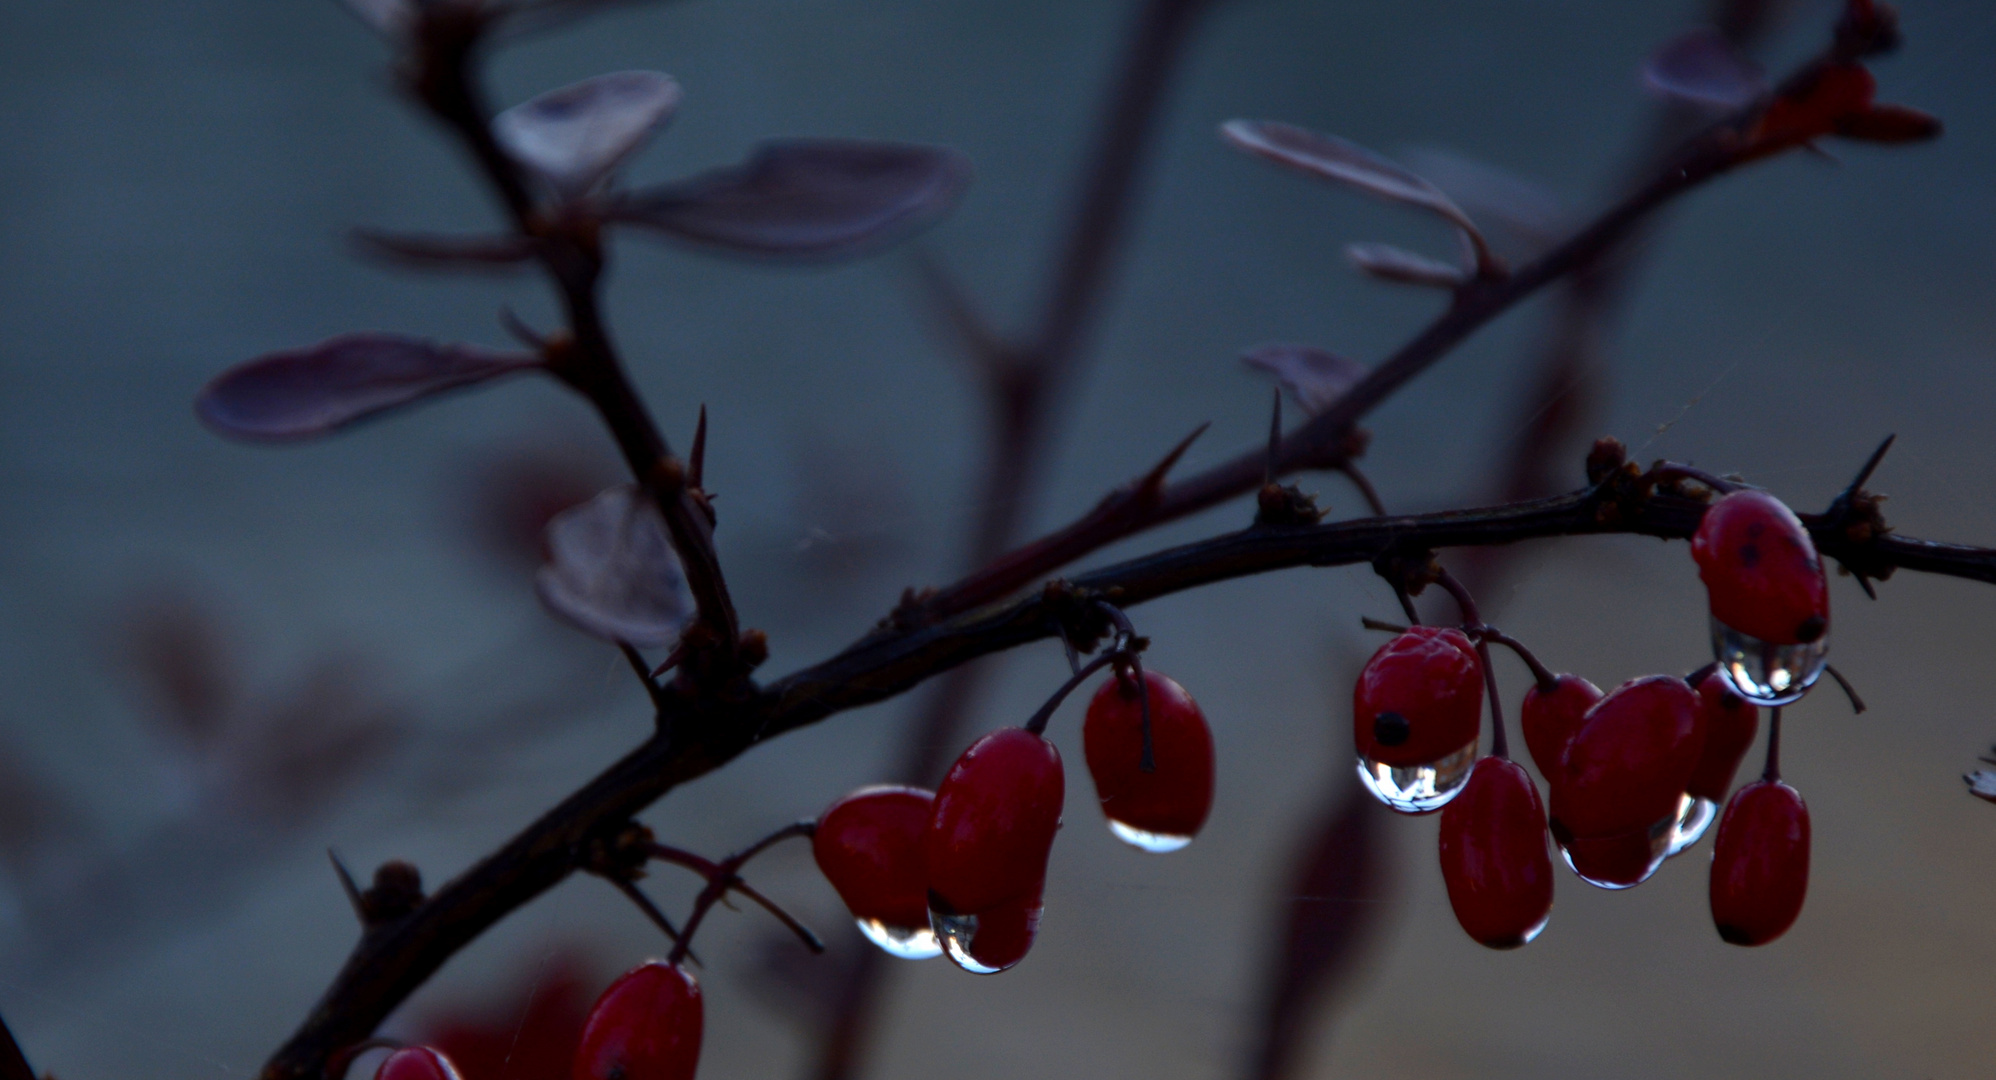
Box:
[1475,639,1510,760]
[1762,707,1784,782]
[1392,583,1421,626]
[1023,651,1119,736]
[1360,616,1409,634]
[1824,664,1868,714]
[1651,461,1746,495]
[1337,463,1388,517]
[607,876,694,960]
[1478,629,1559,694]
[658,822,820,967]
[1686,661,1719,688]
[1434,567,1481,628]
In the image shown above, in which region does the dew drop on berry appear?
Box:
[928,888,1042,975]
[1665,794,1719,857]
[1355,740,1476,813]
[1711,615,1828,706]
[1551,815,1672,890]
[1105,820,1193,853]
[854,918,943,959]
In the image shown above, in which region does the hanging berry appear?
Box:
[1353,626,1484,813]
[933,874,1045,975]
[926,727,1064,973]
[376,1048,464,1080]
[1709,779,1811,946]
[1438,757,1555,948]
[813,785,941,959]
[1519,673,1602,781]
[1686,671,1761,804]
[1551,676,1705,839]
[1082,669,1215,852]
[1691,489,1831,705]
[573,961,702,1080]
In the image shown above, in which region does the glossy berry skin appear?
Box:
[958,875,1045,972]
[1083,670,1215,843]
[1353,627,1484,768]
[573,962,702,1080]
[1691,490,1829,646]
[377,1048,464,1080]
[927,728,1065,915]
[1686,673,1760,802]
[1438,758,1554,948]
[1550,676,1704,839]
[1550,818,1669,890]
[1710,780,1810,946]
[813,785,934,931]
[1520,674,1603,781]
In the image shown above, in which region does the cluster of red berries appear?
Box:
[1355,488,1829,949]
[814,655,1215,974]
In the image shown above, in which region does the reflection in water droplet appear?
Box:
[1356,740,1477,813]
[1106,819,1193,853]
[1554,814,1673,889]
[855,918,943,960]
[1664,793,1717,857]
[929,901,1041,975]
[1711,616,1827,707]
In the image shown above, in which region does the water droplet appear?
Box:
[929,901,1041,975]
[1553,815,1672,889]
[1106,819,1193,853]
[1664,793,1717,857]
[855,918,942,960]
[1711,615,1827,706]
[1355,740,1477,814]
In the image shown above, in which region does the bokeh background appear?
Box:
[3,0,1994,1077]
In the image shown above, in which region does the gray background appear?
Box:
[2,0,1994,1077]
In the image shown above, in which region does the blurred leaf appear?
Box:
[460,438,620,569]
[421,952,597,1080]
[1220,120,1484,245]
[494,71,682,197]
[1344,242,1469,288]
[1642,26,1766,109]
[535,485,695,647]
[1242,344,1368,415]
[118,588,237,751]
[1966,769,1996,804]
[341,0,412,35]
[197,333,540,443]
[1397,147,1565,253]
[612,139,972,259]
[352,230,539,273]
[229,655,403,824]
[1246,784,1390,1080]
[1836,103,1942,143]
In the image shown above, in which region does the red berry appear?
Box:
[937,874,1045,974]
[1519,674,1602,781]
[1082,670,1214,850]
[1550,818,1670,890]
[1549,676,1704,839]
[377,1048,463,1080]
[814,785,934,937]
[926,728,1064,916]
[1685,672,1760,802]
[1438,758,1554,948]
[573,962,702,1080]
[1709,779,1810,945]
[1690,489,1829,646]
[1353,627,1483,768]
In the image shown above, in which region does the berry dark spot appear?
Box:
[1795,615,1827,643]
[1373,711,1410,747]
[1716,923,1758,946]
[1738,543,1761,568]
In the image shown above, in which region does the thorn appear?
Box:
[1360,616,1408,634]
[1855,573,1878,600]
[1137,422,1211,500]
[690,406,709,489]
[1844,434,1896,497]
[1824,664,1867,714]
[328,849,366,921]
[1265,389,1282,487]
[499,306,546,349]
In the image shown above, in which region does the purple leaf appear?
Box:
[535,485,695,647]
[1344,242,1469,288]
[352,229,539,273]
[1397,147,1566,251]
[494,71,683,197]
[1221,120,1485,248]
[1643,27,1766,110]
[1242,343,1369,415]
[611,139,972,259]
[1967,770,1996,804]
[197,333,541,442]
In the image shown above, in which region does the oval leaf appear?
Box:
[612,139,972,259]
[1643,27,1766,109]
[197,333,540,442]
[352,229,540,273]
[535,485,695,647]
[1221,119,1482,241]
[1397,146,1566,251]
[1242,343,1368,415]
[494,71,683,197]
[1344,242,1469,289]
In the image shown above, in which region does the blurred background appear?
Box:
[2,0,1993,1077]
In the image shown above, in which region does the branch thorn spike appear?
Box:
[690,406,709,489]
[1139,422,1210,499]
[328,849,366,922]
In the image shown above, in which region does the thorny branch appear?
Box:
[259,4,1944,1079]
